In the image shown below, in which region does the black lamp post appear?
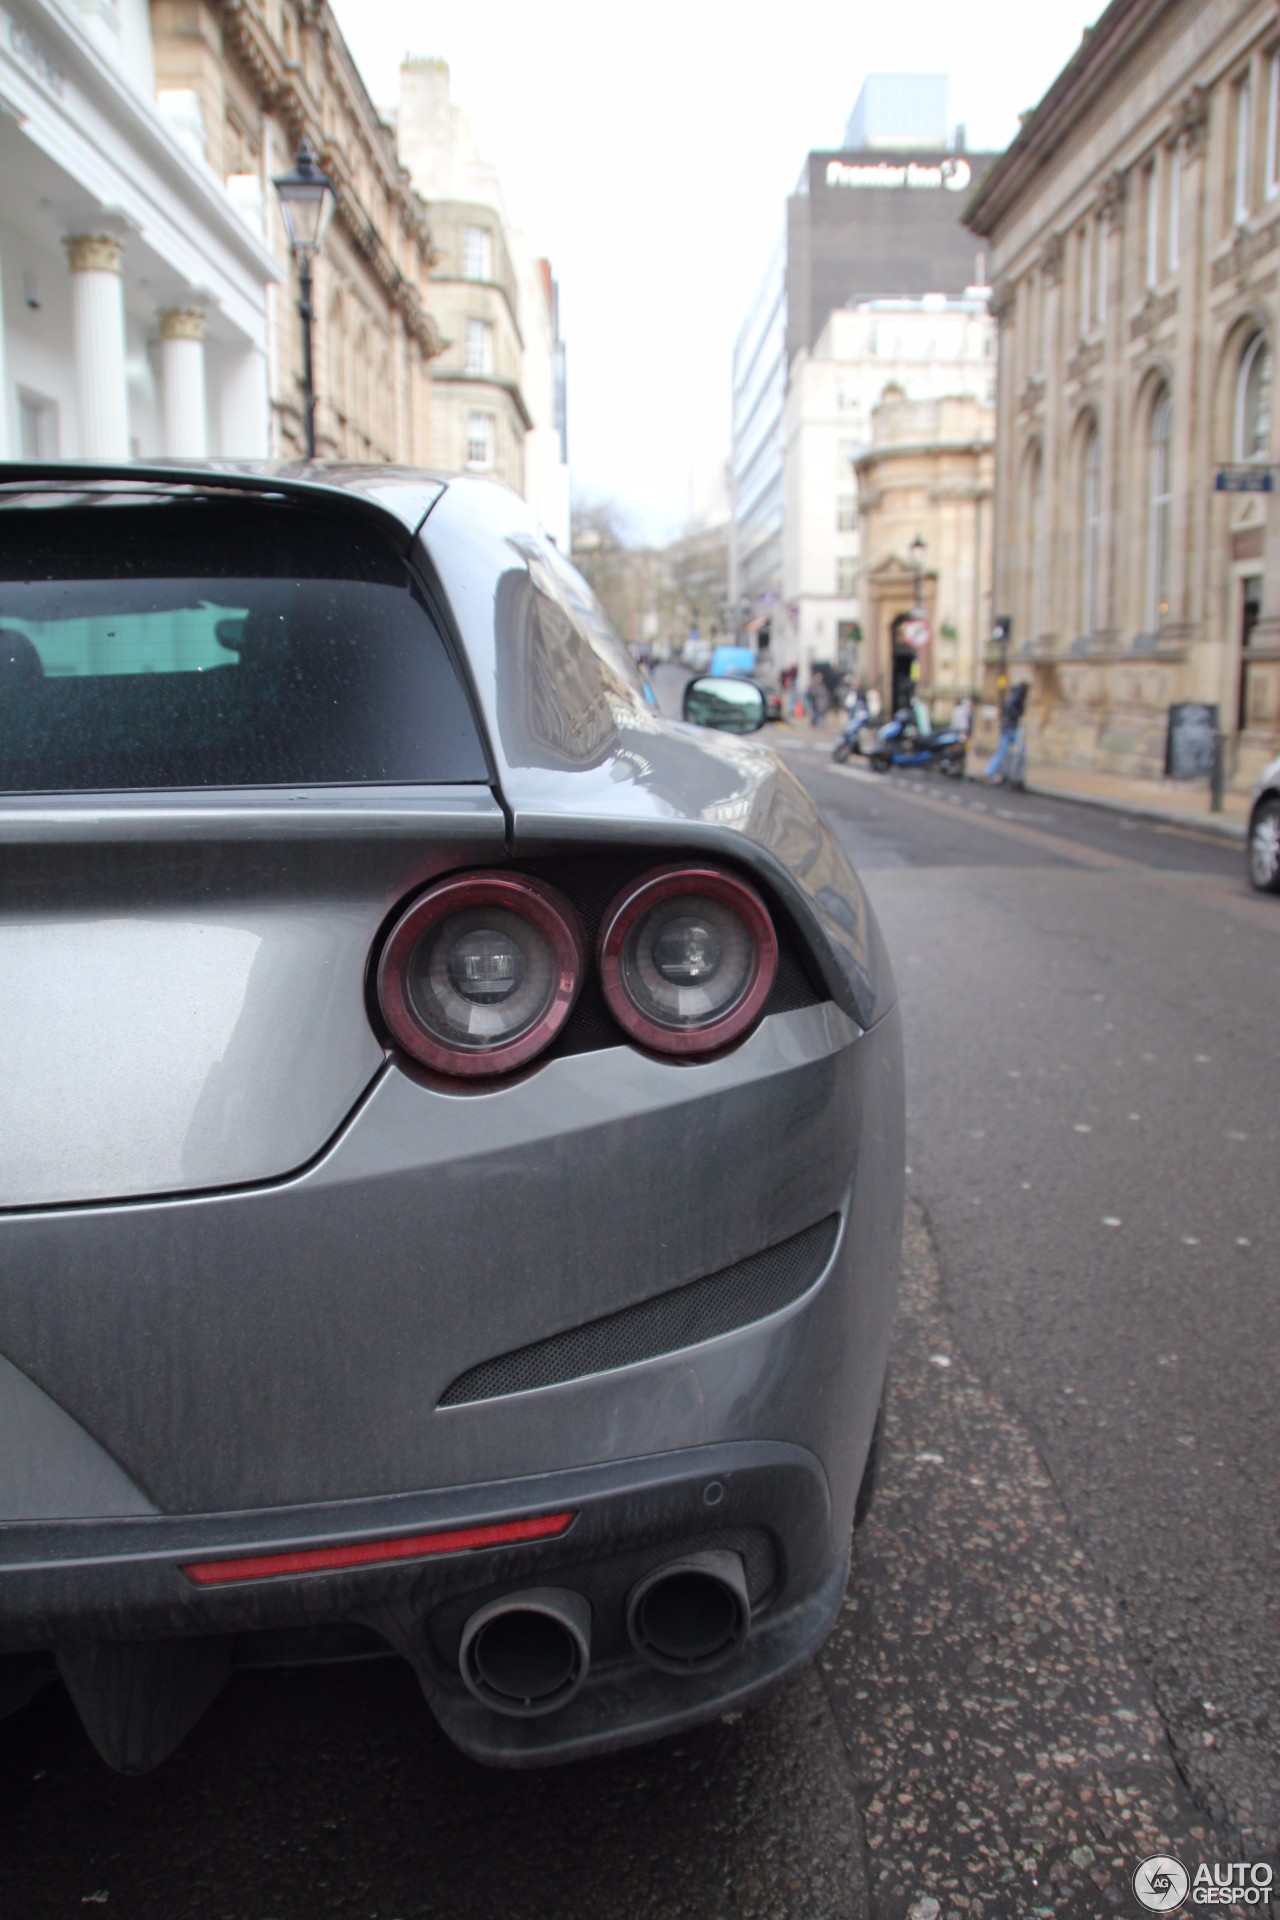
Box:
[273,138,335,459]
[909,534,927,614]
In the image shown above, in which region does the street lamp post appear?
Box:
[273,138,336,460]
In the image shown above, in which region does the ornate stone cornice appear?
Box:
[64,234,123,275]
[1210,216,1280,291]
[1041,232,1065,286]
[1099,168,1127,231]
[1129,289,1178,340]
[1066,340,1105,385]
[1174,84,1209,160]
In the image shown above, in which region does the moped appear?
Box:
[868,709,967,778]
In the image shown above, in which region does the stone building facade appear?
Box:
[854,390,995,718]
[782,293,994,684]
[967,0,1280,790]
[392,58,570,548]
[150,0,442,463]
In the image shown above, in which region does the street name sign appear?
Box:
[1214,466,1274,492]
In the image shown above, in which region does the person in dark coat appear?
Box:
[986,681,1028,781]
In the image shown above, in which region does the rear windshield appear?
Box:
[0,496,488,792]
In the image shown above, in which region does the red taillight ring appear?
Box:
[377,873,584,1078]
[598,864,778,1056]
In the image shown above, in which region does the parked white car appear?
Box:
[1247,752,1280,893]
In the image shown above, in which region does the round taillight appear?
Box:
[377,874,584,1078]
[598,865,778,1056]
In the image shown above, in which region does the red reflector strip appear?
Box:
[181,1510,576,1586]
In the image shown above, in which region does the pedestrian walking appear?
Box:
[807,670,830,728]
[986,680,1028,782]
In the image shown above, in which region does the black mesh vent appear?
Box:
[426,1526,778,1667]
[439,1215,840,1407]
[518,851,823,1061]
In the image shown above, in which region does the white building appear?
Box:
[394,58,569,550]
[0,0,278,463]
[781,292,995,678]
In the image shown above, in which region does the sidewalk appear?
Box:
[773,721,1250,841]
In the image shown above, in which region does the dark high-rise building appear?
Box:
[730,75,998,635]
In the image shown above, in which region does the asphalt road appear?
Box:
[2,720,1275,1919]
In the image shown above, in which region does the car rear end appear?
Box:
[0,467,903,1772]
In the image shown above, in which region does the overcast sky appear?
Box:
[329,0,1105,541]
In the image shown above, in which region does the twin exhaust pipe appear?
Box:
[458,1549,750,1718]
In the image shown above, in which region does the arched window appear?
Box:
[1235,332,1272,461]
[1081,420,1102,636]
[1147,389,1173,629]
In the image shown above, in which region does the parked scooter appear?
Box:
[832,693,873,764]
[868,708,967,777]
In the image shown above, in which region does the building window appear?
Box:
[1095,217,1108,330]
[1078,224,1091,338]
[463,225,492,281]
[836,556,858,596]
[1234,72,1253,223]
[1168,140,1182,272]
[17,391,58,459]
[1269,52,1280,199]
[466,410,494,468]
[466,319,493,375]
[1145,157,1159,289]
[1235,332,1272,461]
[1081,421,1102,636]
[1147,389,1173,629]
[836,495,857,532]
[836,436,858,479]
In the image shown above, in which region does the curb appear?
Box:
[1006,775,1247,843]
[772,730,1249,844]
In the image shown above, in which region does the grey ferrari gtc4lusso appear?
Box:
[0,464,904,1773]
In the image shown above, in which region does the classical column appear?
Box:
[64,235,129,460]
[1096,169,1128,647]
[1169,86,1209,642]
[158,309,208,458]
[1040,233,1065,648]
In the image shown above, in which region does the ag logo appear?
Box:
[1134,1856,1191,1911]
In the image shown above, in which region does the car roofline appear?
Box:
[0,461,453,540]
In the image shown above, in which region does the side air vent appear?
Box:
[439,1215,840,1407]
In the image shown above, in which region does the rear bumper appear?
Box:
[0,1440,845,1766]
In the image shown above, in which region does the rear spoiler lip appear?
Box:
[0,461,448,542]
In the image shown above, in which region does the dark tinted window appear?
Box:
[0,497,488,792]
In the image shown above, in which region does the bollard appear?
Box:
[1210,732,1224,813]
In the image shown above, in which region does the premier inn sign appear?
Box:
[825,157,973,192]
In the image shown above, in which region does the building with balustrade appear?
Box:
[1,0,278,461]
[967,0,1280,791]
[1,0,442,468]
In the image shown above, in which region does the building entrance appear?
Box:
[1238,576,1262,732]
[890,614,916,715]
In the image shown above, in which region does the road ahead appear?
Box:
[2,735,1275,1920]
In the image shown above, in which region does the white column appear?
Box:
[64,235,129,460]
[218,343,270,458]
[158,309,208,458]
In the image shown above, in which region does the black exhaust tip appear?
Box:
[626,1549,750,1675]
[458,1587,591,1718]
